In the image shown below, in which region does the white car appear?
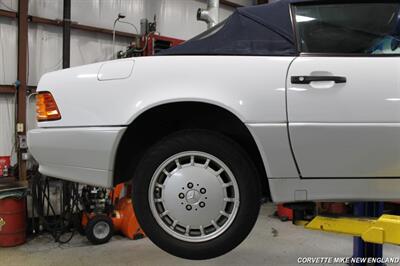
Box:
[28,0,400,259]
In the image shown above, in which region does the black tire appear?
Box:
[85,215,114,245]
[132,130,261,260]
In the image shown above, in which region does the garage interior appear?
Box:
[1,0,400,265]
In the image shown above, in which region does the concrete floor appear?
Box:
[1,204,399,266]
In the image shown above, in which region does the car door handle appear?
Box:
[291,76,347,84]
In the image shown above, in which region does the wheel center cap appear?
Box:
[186,189,201,204]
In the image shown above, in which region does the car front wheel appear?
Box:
[132,130,261,259]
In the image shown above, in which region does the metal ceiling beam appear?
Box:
[70,23,138,38]
[0,9,138,39]
[29,15,62,26]
[0,85,16,94]
[0,9,17,18]
[28,15,138,38]
[0,85,36,94]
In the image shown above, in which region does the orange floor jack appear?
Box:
[81,183,145,245]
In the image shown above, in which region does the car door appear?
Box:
[287,2,400,178]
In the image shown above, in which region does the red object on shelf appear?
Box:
[0,156,10,177]
[277,204,293,221]
[0,197,26,247]
[142,33,184,56]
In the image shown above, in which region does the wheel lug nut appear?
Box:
[199,202,205,208]
[200,188,206,194]
[178,193,184,199]
[186,205,192,211]
[187,182,194,189]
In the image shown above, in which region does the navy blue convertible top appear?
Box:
[160,0,313,56]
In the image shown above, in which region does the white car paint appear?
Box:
[27,55,400,202]
[36,56,292,127]
[28,56,298,188]
[288,57,400,178]
[28,127,125,187]
[98,60,135,81]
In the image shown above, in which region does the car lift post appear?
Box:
[352,202,384,266]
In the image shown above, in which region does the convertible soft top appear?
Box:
[160,0,313,56]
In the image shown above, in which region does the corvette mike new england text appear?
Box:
[297,256,400,264]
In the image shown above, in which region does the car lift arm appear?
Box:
[305,214,400,245]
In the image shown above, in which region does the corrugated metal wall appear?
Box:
[0,0,17,162]
[0,95,15,162]
[0,0,249,163]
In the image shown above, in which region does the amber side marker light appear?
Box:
[36,92,61,121]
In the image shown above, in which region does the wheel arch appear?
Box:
[113,101,270,200]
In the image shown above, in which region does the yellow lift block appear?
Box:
[305,215,400,245]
